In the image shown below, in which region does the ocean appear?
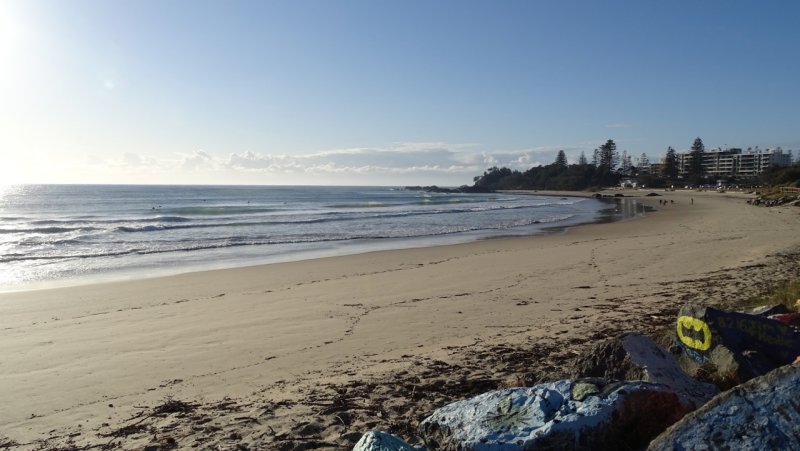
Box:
[0,185,633,291]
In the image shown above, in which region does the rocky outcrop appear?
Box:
[418,379,692,450]
[648,363,800,450]
[352,430,420,451]
[571,333,718,408]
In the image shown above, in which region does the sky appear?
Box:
[1,0,798,186]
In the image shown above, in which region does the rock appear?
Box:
[570,337,641,381]
[648,363,800,450]
[675,304,800,384]
[418,379,692,450]
[353,430,419,451]
[621,333,718,407]
[750,304,790,317]
[572,333,718,408]
[769,312,800,328]
[570,380,601,401]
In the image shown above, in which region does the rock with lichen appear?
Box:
[648,363,800,451]
[418,379,692,450]
[352,430,420,451]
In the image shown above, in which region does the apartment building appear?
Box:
[674,147,792,178]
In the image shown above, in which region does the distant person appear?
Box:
[691,198,694,205]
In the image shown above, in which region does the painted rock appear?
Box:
[353,430,420,451]
[768,312,800,328]
[749,304,790,317]
[676,303,800,364]
[675,304,800,384]
[418,379,692,450]
[648,363,800,450]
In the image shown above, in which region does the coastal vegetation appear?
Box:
[467,138,799,192]
[752,279,800,310]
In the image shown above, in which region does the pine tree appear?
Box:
[554,150,568,168]
[598,140,617,170]
[689,137,705,180]
[637,153,650,174]
[664,146,678,180]
[620,150,632,175]
[578,151,588,166]
[691,137,705,153]
[592,148,600,167]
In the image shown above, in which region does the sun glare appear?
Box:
[0,5,25,53]
[0,163,22,186]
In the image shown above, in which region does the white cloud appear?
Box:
[180,150,218,171]
[80,142,595,185]
[121,152,157,167]
[224,144,487,175]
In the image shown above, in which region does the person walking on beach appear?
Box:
[691,198,694,205]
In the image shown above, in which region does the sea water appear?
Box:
[0,185,626,290]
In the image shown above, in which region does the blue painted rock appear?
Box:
[648,363,800,450]
[418,379,692,450]
[352,430,420,451]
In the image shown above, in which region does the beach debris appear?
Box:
[674,304,800,385]
[418,379,691,450]
[571,333,718,408]
[648,363,800,451]
[352,430,421,451]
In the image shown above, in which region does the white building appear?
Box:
[675,147,792,178]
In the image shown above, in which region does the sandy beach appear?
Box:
[2,189,800,450]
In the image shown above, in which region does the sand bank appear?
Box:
[2,189,799,449]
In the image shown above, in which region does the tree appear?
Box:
[578,151,588,166]
[619,150,633,176]
[689,137,705,180]
[637,153,650,174]
[598,139,618,171]
[691,137,705,153]
[554,150,568,169]
[592,148,600,167]
[592,139,621,186]
[664,146,678,180]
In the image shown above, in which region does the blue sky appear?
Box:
[1,0,798,185]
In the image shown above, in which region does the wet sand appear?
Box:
[2,189,799,449]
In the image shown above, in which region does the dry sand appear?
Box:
[2,189,799,450]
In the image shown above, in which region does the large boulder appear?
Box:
[571,333,718,408]
[674,304,800,385]
[353,430,420,451]
[418,379,692,450]
[648,363,800,450]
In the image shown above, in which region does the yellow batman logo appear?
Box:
[677,316,712,351]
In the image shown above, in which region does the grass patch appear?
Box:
[766,279,800,309]
[746,279,800,310]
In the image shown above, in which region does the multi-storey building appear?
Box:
[673,147,792,179]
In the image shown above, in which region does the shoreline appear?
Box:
[0,192,624,294]
[2,189,799,449]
